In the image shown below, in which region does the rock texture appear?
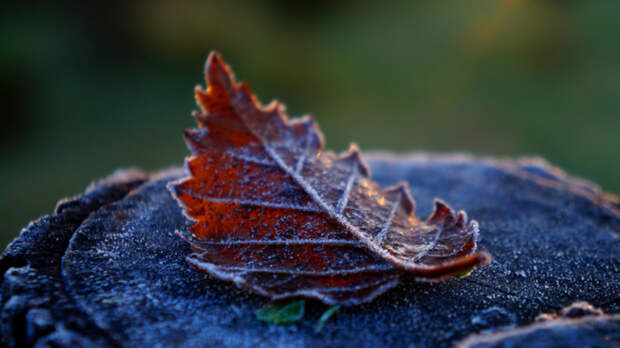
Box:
[1,154,619,347]
[457,302,620,348]
[0,169,148,347]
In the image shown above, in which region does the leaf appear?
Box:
[454,267,475,278]
[169,51,490,305]
[315,305,340,332]
[256,300,305,325]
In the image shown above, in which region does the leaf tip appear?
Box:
[183,128,207,153]
[204,50,235,92]
[476,250,492,266]
[338,143,371,177]
[427,199,456,225]
[384,182,416,215]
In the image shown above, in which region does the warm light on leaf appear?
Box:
[169,52,490,305]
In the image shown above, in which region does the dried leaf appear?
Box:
[169,52,490,305]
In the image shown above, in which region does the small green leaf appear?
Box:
[454,267,475,278]
[256,300,305,325]
[315,305,340,332]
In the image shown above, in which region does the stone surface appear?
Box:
[2,154,619,347]
[457,302,620,348]
[0,169,148,347]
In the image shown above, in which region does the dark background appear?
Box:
[2,1,619,248]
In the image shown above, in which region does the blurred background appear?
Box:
[1,0,619,248]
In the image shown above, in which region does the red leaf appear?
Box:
[169,52,490,305]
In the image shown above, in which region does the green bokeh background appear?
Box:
[1,1,619,248]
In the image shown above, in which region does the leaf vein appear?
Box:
[337,167,358,214]
[374,191,402,245]
[208,264,393,275]
[178,189,321,212]
[192,239,364,246]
